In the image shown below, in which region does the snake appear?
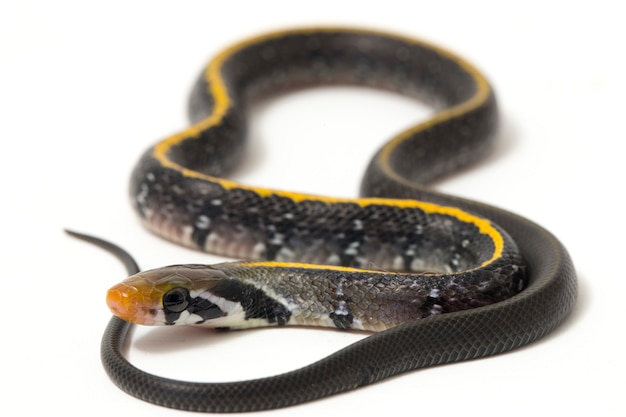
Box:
[88,28,577,412]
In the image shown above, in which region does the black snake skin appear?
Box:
[98,28,577,412]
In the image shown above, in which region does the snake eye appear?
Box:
[163,287,190,313]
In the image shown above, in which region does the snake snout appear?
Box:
[106,283,156,325]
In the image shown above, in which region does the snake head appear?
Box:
[106,265,229,325]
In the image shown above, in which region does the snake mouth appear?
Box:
[106,283,156,325]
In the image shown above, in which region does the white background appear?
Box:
[2,1,624,416]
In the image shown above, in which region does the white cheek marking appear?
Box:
[194,291,240,314]
[181,313,206,325]
[174,310,192,324]
[188,291,272,329]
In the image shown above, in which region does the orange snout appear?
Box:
[106,282,157,325]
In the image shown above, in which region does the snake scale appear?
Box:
[80,28,577,412]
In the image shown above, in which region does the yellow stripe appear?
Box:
[150,27,503,267]
[238,193,504,270]
[241,261,379,274]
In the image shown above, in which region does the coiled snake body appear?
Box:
[97,28,577,412]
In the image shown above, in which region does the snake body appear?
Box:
[100,28,577,412]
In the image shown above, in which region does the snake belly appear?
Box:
[100,28,577,412]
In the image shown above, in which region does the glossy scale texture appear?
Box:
[100,28,576,412]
